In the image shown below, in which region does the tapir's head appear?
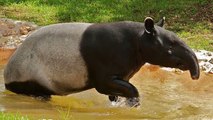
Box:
[140,17,200,80]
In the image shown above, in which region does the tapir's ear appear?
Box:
[156,17,165,27]
[144,17,154,34]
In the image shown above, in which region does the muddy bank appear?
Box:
[0,48,15,65]
[0,18,37,48]
[0,18,37,65]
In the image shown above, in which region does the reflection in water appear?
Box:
[0,65,213,119]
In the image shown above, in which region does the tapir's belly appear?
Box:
[4,23,92,95]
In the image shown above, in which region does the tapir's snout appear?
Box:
[187,50,200,80]
[177,46,200,80]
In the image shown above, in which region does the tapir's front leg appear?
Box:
[94,76,140,107]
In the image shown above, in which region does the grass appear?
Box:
[1,110,73,120]
[0,112,29,120]
[0,0,212,51]
[57,107,74,120]
[0,0,211,25]
[177,22,213,51]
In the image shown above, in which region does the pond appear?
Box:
[0,63,213,119]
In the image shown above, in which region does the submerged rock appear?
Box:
[195,50,213,74]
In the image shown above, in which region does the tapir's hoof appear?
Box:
[126,97,140,107]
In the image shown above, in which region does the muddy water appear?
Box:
[0,64,213,120]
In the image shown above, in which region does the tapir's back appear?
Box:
[4,23,92,95]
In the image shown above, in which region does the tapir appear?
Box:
[4,17,200,106]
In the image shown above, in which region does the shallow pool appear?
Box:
[0,65,213,119]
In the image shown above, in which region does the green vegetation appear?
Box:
[0,0,212,50]
[0,112,29,120]
[0,0,212,25]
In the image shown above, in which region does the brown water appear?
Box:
[0,65,213,120]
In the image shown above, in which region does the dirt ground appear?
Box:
[0,18,37,48]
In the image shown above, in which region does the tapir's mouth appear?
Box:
[176,59,200,80]
[176,62,187,70]
[175,59,188,71]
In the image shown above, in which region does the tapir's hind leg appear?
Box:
[5,80,56,99]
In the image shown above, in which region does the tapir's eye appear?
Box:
[168,49,172,55]
[167,47,173,55]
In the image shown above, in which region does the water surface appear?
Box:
[0,65,213,120]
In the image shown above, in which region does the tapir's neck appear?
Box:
[85,21,146,80]
[113,21,146,78]
[123,21,146,65]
